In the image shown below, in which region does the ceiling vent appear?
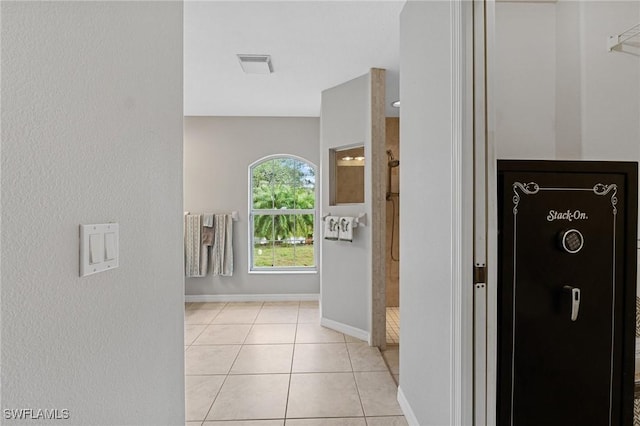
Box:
[237,54,273,74]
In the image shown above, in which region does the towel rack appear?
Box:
[184,211,239,221]
[608,23,640,51]
[322,212,367,228]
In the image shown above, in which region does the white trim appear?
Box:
[248,269,317,275]
[485,1,498,424]
[450,0,466,424]
[253,209,316,215]
[320,317,370,343]
[397,386,420,426]
[472,0,489,421]
[185,293,320,303]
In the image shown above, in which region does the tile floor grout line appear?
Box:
[224,372,292,377]
[380,348,400,387]
[194,369,229,423]
[192,342,295,346]
[199,343,245,422]
[186,301,228,312]
[346,335,368,422]
[282,306,300,421]
[199,312,255,424]
[207,306,223,325]
[185,301,403,425]
[185,323,209,347]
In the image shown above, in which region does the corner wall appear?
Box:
[494,1,640,162]
[575,2,640,162]
[1,2,185,424]
[183,116,320,297]
[320,73,373,337]
[398,1,472,424]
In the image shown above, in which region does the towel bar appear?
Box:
[322,212,366,228]
[184,211,239,221]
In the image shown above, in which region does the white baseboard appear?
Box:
[320,317,370,342]
[397,386,419,426]
[185,293,319,303]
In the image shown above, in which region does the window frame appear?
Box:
[248,154,318,274]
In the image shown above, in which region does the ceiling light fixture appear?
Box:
[354,156,365,161]
[391,100,400,108]
[237,54,273,74]
[342,156,354,161]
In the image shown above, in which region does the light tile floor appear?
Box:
[382,347,399,386]
[185,301,407,426]
[386,307,400,345]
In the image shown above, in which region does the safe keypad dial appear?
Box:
[559,229,584,254]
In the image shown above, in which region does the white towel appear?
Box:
[202,213,214,227]
[338,217,355,242]
[185,214,207,277]
[324,216,339,240]
[212,214,234,276]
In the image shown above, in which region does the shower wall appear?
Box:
[386,117,400,307]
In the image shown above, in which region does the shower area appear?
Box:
[385,117,400,345]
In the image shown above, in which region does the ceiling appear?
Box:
[184,1,405,117]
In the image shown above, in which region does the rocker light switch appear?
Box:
[80,223,119,277]
[89,233,104,264]
[104,232,116,261]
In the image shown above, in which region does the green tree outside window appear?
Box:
[250,157,316,269]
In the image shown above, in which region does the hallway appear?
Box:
[184,301,407,425]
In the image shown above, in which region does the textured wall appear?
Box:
[183,116,320,296]
[1,2,185,424]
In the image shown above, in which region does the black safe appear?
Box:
[497,160,638,426]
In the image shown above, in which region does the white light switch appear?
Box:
[89,233,104,264]
[80,223,119,277]
[104,232,116,261]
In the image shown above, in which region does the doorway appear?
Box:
[385,117,400,346]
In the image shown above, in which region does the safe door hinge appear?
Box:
[474,265,487,285]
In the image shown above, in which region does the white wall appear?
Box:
[183,116,320,297]
[398,2,469,424]
[495,1,640,162]
[320,73,372,336]
[1,2,185,424]
[495,2,557,159]
[577,2,640,161]
[555,0,584,159]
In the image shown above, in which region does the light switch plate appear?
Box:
[80,223,119,277]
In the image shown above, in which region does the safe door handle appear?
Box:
[563,286,580,322]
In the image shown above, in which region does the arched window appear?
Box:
[249,155,317,272]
